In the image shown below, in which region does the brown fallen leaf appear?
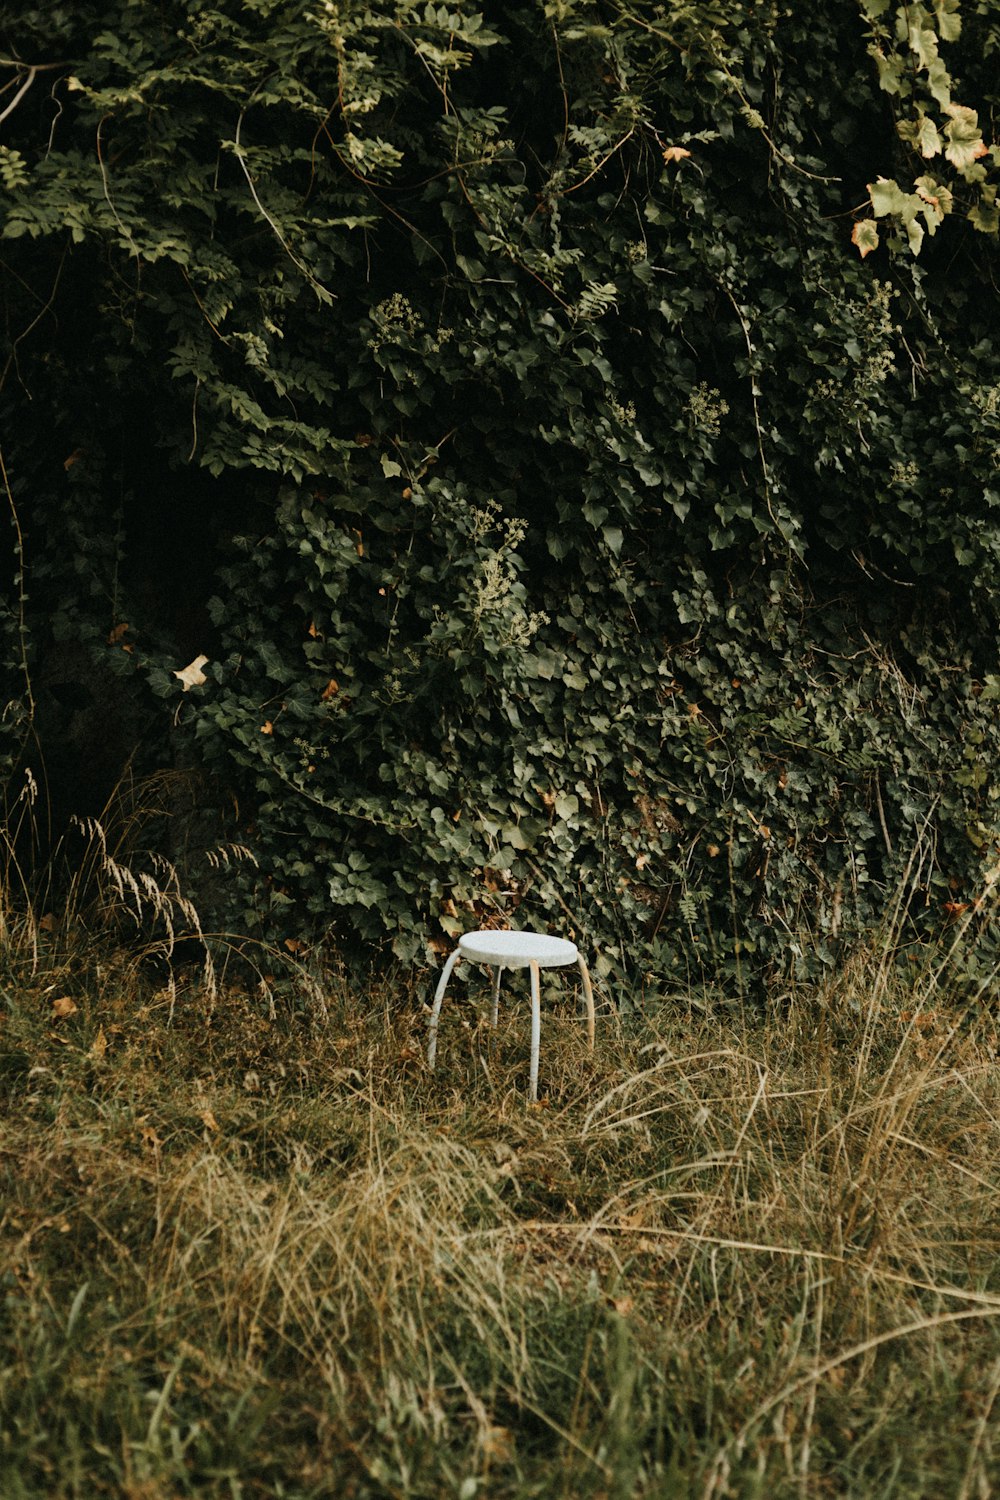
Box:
[89,1027,108,1061]
[51,996,78,1019]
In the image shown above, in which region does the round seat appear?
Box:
[458,929,579,970]
[427,926,596,1102]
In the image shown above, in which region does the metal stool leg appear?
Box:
[427,949,461,1069]
[528,959,541,1102]
[577,956,596,1049]
[490,965,502,1027]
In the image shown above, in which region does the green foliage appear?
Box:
[855,0,999,252]
[2,0,1000,984]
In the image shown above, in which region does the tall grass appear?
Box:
[2,900,1000,1498]
[1,789,1000,1496]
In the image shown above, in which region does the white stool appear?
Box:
[426,929,596,1102]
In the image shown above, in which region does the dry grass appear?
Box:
[1,919,1000,1497]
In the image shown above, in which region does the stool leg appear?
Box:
[427,950,461,1070]
[490,965,502,1027]
[578,956,596,1049]
[528,960,541,1102]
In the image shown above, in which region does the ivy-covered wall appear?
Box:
[2,0,1000,986]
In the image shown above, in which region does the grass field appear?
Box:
[1,914,1000,1498]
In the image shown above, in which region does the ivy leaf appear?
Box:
[869,177,911,218]
[868,176,933,253]
[916,114,942,158]
[968,198,1000,234]
[908,26,941,75]
[851,219,880,258]
[934,0,962,43]
[173,654,209,690]
[943,103,988,175]
[914,174,953,228]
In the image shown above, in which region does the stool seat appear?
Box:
[427,927,596,1102]
[458,929,578,969]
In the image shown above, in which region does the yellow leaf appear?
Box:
[173,654,209,691]
[89,1027,108,1061]
[320,678,339,701]
[51,995,78,1019]
[261,721,274,734]
[662,146,691,163]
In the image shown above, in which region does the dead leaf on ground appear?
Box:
[50,996,78,1019]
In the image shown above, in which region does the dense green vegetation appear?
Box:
[2,1,1000,980]
[4,8,1000,1492]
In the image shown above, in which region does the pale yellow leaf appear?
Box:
[173,654,209,691]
